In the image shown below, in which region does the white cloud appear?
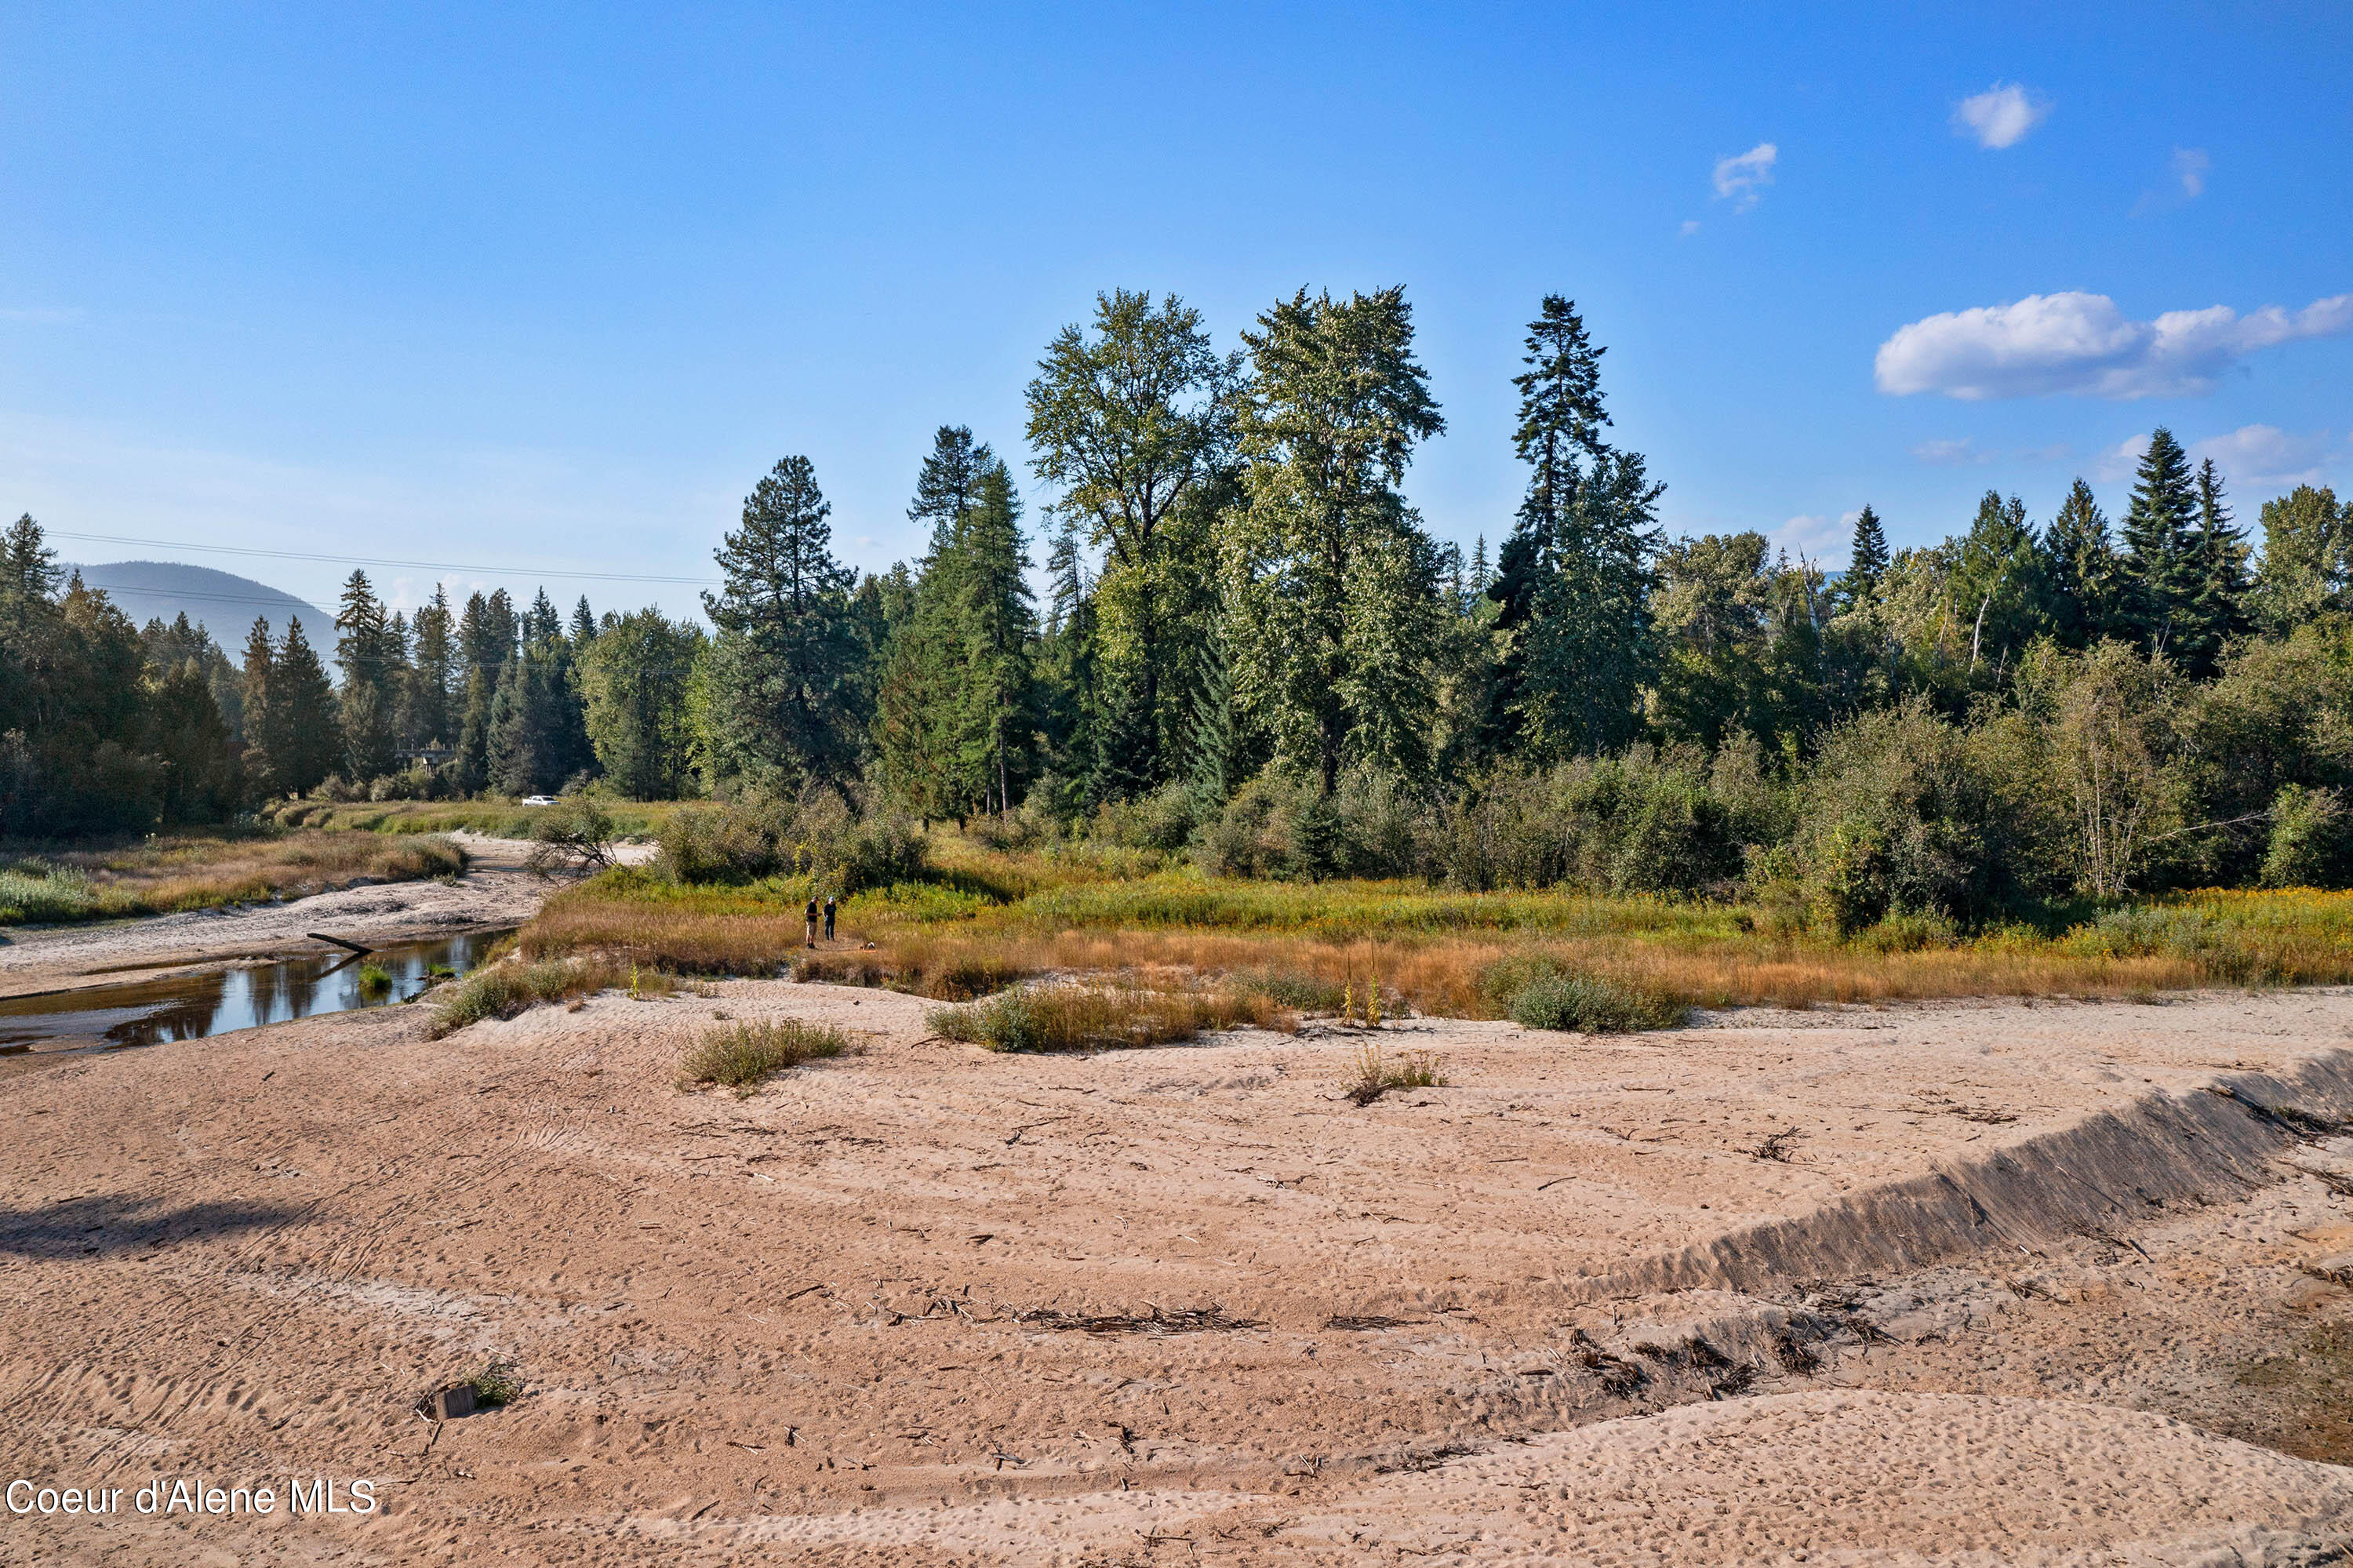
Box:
[1773,511,1854,561]
[1711,143,1777,211]
[2173,147,2210,198]
[2188,424,2338,491]
[1874,290,2353,401]
[1911,437,1993,466]
[1952,82,2049,150]
[2095,432,2151,482]
[1679,219,1703,237]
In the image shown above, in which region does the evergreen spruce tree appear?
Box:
[0,513,60,635]
[1467,534,1491,598]
[408,585,455,748]
[238,617,280,800]
[1504,296,1662,759]
[2043,478,2125,646]
[908,426,997,556]
[270,618,341,795]
[701,456,865,791]
[145,659,237,823]
[2119,427,2201,660]
[1224,286,1447,796]
[953,461,1038,816]
[334,569,401,779]
[452,668,493,795]
[569,596,596,646]
[2181,457,2250,675]
[1842,505,1889,609]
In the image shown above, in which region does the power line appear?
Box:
[50,529,722,587]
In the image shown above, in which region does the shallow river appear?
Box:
[0,928,511,1056]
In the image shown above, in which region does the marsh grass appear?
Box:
[428,953,672,1035]
[678,1018,855,1093]
[267,799,681,839]
[512,832,2353,1015]
[0,831,466,925]
[1345,1042,1446,1106]
[928,982,1283,1053]
[355,962,395,999]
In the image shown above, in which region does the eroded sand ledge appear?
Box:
[2,983,2350,1563]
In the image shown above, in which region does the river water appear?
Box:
[0,928,512,1057]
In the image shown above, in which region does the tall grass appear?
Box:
[0,831,466,925]
[927,983,1284,1053]
[678,1019,854,1093]
[427,954,672,1036]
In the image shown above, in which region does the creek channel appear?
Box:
[0,928,514,1057]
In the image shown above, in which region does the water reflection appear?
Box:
[0,929,511,1056]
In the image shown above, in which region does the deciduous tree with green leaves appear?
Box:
[1222,286,1447,796]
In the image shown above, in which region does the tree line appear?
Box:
[5,286,2351,915]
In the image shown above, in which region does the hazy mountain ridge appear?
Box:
[66,560,336,653]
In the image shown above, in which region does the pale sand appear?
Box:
[1,977,2350,1563]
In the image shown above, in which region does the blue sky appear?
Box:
[2,2,2348,619]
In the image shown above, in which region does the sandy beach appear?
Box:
[2,968,2349,1563]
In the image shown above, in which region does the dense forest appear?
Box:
[6,288,2352,927]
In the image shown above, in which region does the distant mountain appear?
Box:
[66,560,336,656]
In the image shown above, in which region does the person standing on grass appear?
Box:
[823,894,837,942]
[804,893,819,948]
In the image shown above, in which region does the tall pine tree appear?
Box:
[702,456,865,791]
[2119,427,2201,662]
[2043,478,2126,646]
[1504,297,1663,759]
[1842,505,1889,609]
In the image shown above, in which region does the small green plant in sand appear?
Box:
[1345,1042,1446,1106]
[467,1361,522,1408]
[678,1018,855,1093]
[929,983,1276,1053]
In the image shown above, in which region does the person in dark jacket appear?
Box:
[804,895,818,948]
[823,894,837,942]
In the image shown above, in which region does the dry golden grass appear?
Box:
[926,982,1287,1053]
[0,830,466,924]
[516,851,2353,1018]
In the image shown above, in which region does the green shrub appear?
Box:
[2261,784,2353,889]
[678,1018,853,1092]
[0,865,97,923]
[657,791,927,892]
[355,962,394,998]
[1772,699,2058,933]
[1482,955,1684,1033]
